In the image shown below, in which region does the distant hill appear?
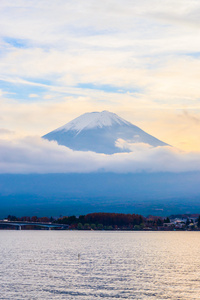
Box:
[1,172,200,218]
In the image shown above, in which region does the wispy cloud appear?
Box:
[0,0,200,151]
[0,128,15,136]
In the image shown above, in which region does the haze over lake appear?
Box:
[1,231,200,299]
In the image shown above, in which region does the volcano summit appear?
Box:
[43,111,167,154]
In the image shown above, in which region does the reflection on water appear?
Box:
[0,231,200,299]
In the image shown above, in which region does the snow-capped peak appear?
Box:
[43,110,168,153]
[54,111,131,134]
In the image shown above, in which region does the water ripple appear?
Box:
[1,231,200,299]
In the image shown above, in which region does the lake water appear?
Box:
[0,231,200,299]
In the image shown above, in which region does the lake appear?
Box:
[0,231,200,299]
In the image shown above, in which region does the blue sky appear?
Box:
[1,0,200,159]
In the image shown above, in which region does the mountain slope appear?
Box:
[43,111,167,154]
[1,172,200,218]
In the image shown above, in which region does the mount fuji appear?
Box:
[43,111,167,154]
[2,111,200,218]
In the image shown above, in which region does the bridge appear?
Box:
[0,220,69,230]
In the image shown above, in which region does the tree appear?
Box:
[157,219,163,226]
[84,223,90,230]
[90,224,96,230]
[77,223,83,230]
[134,225,140,230]
[164,217,170,223]
[7,215,17,221]
[197,216,200,228]
[140,223,145,229]
[186,218,190,227]
[31,216,38,222]
[78,215,85,224]
[67,215,77,224]
[97,224,103,230]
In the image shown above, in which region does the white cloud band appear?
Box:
[1,136,200,174]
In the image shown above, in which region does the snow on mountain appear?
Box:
[43,111,168,154]
[54,111,131,134]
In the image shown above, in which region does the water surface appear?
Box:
[0,231,200,299]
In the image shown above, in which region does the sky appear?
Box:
[1,0,200,173]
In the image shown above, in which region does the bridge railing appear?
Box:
[0,221,69,230]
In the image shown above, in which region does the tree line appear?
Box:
[55,212,144,230]
[5,213,200,231]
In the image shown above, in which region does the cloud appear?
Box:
[0,128,15,135]
[29,94,39,98]
[0,128,16,140]
[115,139,153,151]
[1,0,200,153]
[1,136,200,174]
[1,0,200,96]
